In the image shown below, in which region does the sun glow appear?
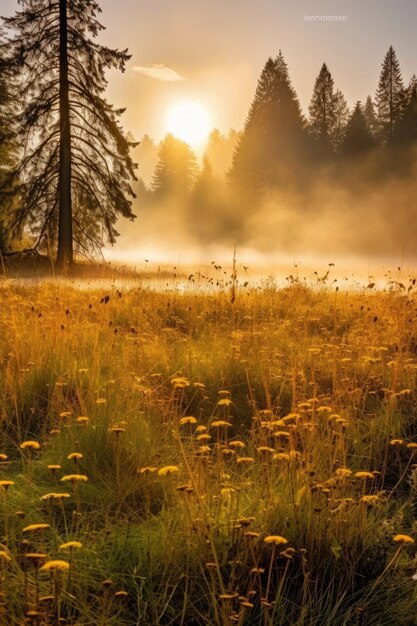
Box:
[166,101,211,147]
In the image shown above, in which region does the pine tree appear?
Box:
[308,63,334,145]
[397,77,417,145]
[229,52,305,198]
[375,46,406,145]
[192,155,215,200]
[308,63,343,156]
[135,135,158,187]
[152,134,198,201]
[332,89,350,152]
[1,0,137,269]
[190,155,229,241]
[342,102,375,157]
[407,74,417,101]
[205,129,239,179]
[363,96,378,139]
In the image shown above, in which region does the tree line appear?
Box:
[229,47,417,204]
[134,46,417,245]
[1,12,417,263]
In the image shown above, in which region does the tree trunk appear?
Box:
[56,0,73,270]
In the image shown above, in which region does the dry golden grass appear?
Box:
[0,275,416,625]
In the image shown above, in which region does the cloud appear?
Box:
[132,64,186,82]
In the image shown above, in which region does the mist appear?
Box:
[105,149,417,272]
[101,47,417,272]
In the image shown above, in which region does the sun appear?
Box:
[166,101,211,147]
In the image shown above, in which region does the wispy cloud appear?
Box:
[132,64,186,82]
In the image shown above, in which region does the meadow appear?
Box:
[0,271,417,625]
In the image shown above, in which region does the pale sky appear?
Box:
[3,0,417,142]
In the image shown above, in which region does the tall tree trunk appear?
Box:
[56,0,73,269]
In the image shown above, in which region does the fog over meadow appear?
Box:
[105,46,417,270]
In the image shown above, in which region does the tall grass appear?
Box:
[0,277,416,625]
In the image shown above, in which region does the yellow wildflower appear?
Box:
[335,468,352,478]
[196,434,211,442]
[138,466,158,475]
[211,420,232,428]
[273,453,290,461]
[61,474,88,483]
[257,446,275,454]
[355,471,375,479]
[40,493,70,501]
[264,535,288,545]
[40,560,70,572]
[23,523,50,532]
[59,541,82,550]
[158,465,179,476]
[179,416,197,426]
[393,534,414,544]
[67,452,83,461]
[47,464,61,472]
[0,480,14,490]
[20,441,40,451]
[361,495,380,505]
[229,440,245,449]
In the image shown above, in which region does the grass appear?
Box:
[0,273,417,625]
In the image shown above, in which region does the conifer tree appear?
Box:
[332,89,350,152]
[308,64,334,145]
[397,77,417,145]
[205,129,239,179]
[407,74,417,100]
[152,134,198,200]
[375,46,406,145]
[308,63,342,156]
[342,102,375,157]
[192,155,215,204]
[190,155,229,241]
[363,96,378,139]
[135,134,158,187]
[1,0,137,268]
[229,52,305,198]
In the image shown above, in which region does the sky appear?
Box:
[3,0,417,144]
[104,0,417,143]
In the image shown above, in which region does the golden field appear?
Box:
[0,275,417,625]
